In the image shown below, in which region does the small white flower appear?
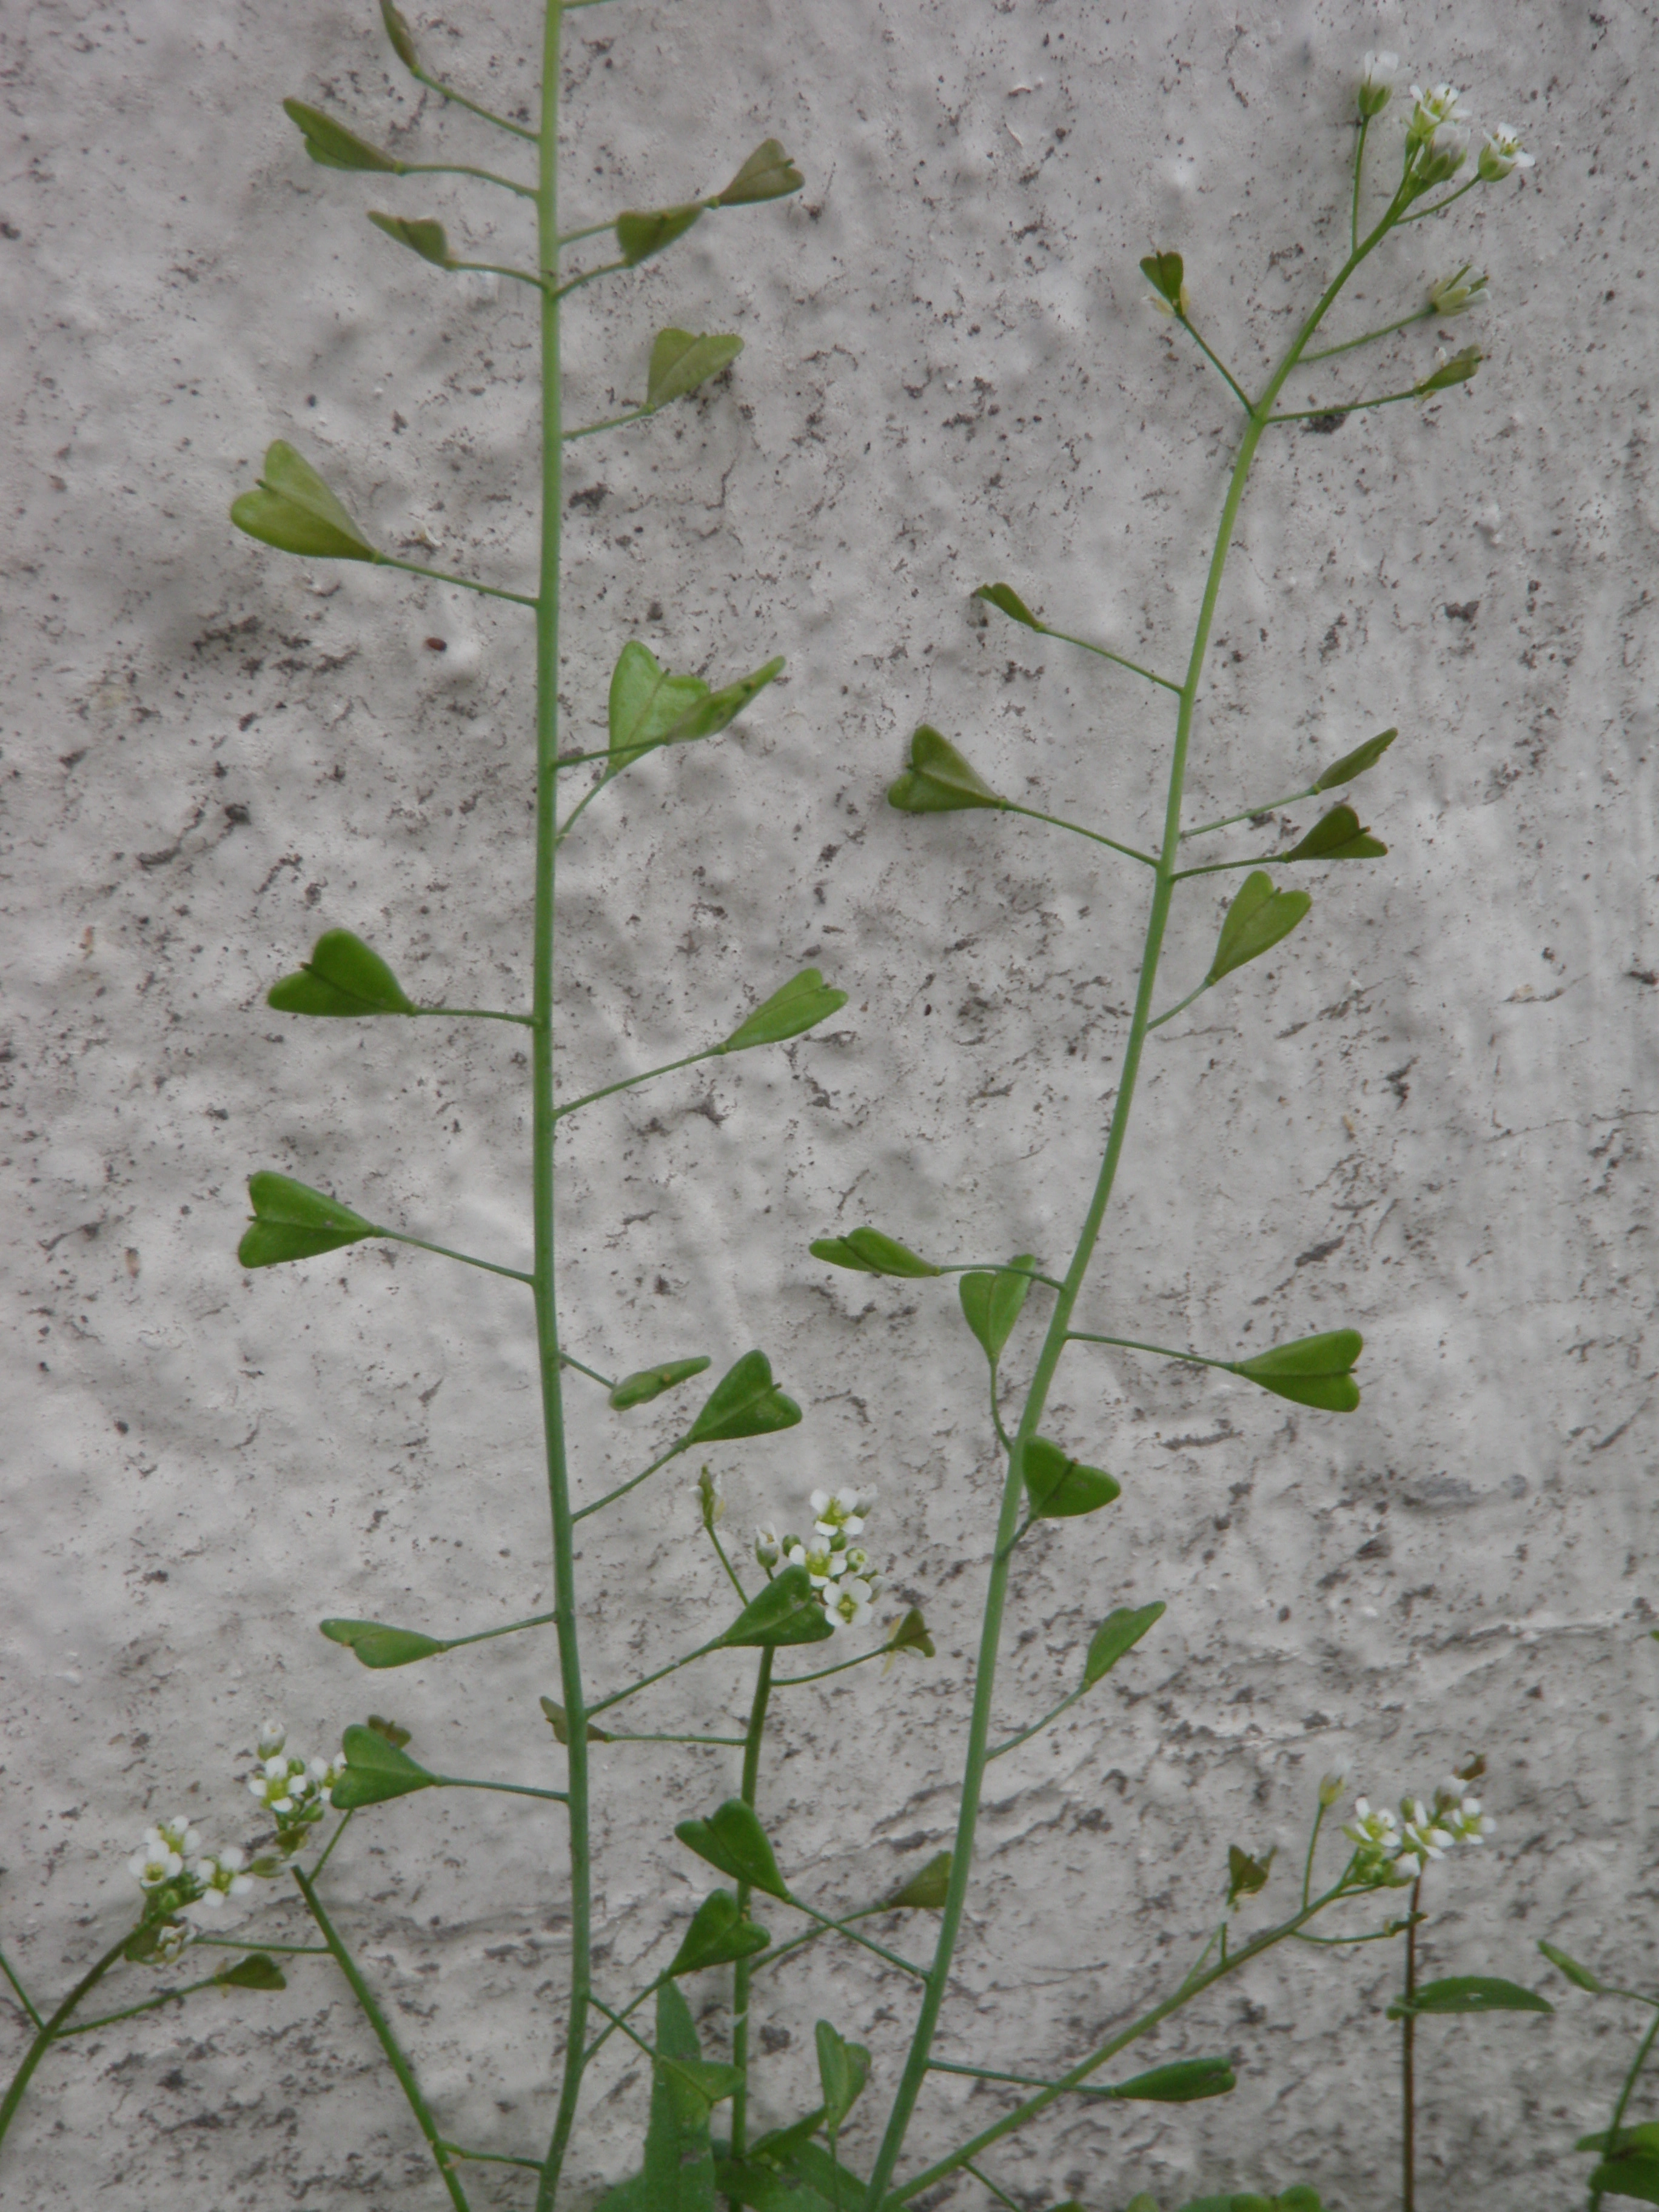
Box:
[156,1815,203,1858]
[1429,266,1488,315]
[825,1577,874,1632]
[193,1848,254,1904]
[754,1523,782,1571]
[1408,82,1474,143]
[1444,1795,1491,1846]
[811,1487,875,1538]
[1357,50,1399,119]
[1479,125,1535,181]
[129,1837,185,1891]
[1343,1797,1401,1851]
[256,1718,287,1758]
[152,1919,192,1965]
[1399,1800,1455,1865]
[787,1536,842,1588]
[1394,1849,1424,1882]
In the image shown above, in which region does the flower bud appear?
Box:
[1479,126,1535,181]
[1318,1763,1350,1808]
[1429,267,1488,317]
[1356,50,1398,119]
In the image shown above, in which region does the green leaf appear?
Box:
[973,582,1043,631]
[724,970,848,1052]
[1024,1437,1120,1519]
[283,98,403,173]
[662,658,785,749]
[617,203,705,265]
[1415,344,1481,395]
[597,1983,719,2212]
[1083,1601,1166,1687]
[232,439,378,562]
[714,2155,828,2212]
[884,1849,951,1909]
[368,210,454,266]
[815,2019,870,2134]
[213,1951,287,1991]
[668,1889,771,1977]
[809,1227,940,1278]
[885,1607,935,1661]
[608,640,712,762]
[238,1171,377,1269]
[1205,870,1311,985]
[1387,1974,1552,2020]
[540,1696,614,1744]
[1123,2199,1163,2212]
[1141,249,1185,307]
[674,1798,789,1899]
[1587,2159,1659,2206]
[718,1563,834,1649]
[958,1255,1037,1362]
[1538,1939,1607,1994]
[609,1356,712,1411]
[647,328,745,409]
[267,928,417,1017]
[1315,727,1397,791]
[1227,1844,1274,1907]
[685,1351,802,1443]
[716,139,803,205]
[329,1721,440,1808]
[319,1618,445,1669]
[379,0,420,70]
[1231,1329,1362,1413]
[1282,803,1387,863]
[887,725,1007,814]
[1112,2057,1235,2103]
[1276,2194,1324,2212]
[1578,2125,1659,2157]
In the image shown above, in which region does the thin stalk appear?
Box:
[438,1774,569,1805]
[1147,981,1210,1032]
[1175,316,1255,413]
[292,1868,472,2212]
[381,1230,534,1287]
[530,10,594,2207]
[377,554,538,607]
[565,406,656,441]
[0,1949,42,2031]
[557,218,614,247]
[580,1980,660,2067]
[986,1684,1084,1761]
[774,1645,891,1689]
[1181,785,1315,839]
[749,1903,890,1980]
[1028,622,1182,694]
[862,181,1413,2212]
[1403,1873,1421,2212]
[1265,388,1419,426]
[604,1730,748,1748]
[1301,307,1433,365]
[587,1635,720,1719]
[1302,1803,1326,1908]
[554,257,628,301]
[573,1439,689,1522]
[441,2144,545,2171]
[560,1350,617,1391]
[454,258,557,297]
[429,1605,562,1655]
[416,1004,535,1025]
[553,1044,722,1121]
[1399,175,1480,224]
[927,2060,1113,2100]
[0,1929,132,2153]
[188,1936,330,1955]
[1065,1330,1232,1373]
[730,1650,775,2179]
[311,1808,354,1880]
[786,1901,927,1983]
[706,1524,750,1603]
[1351,117,1369,255]
[1590,2010,1659,2212]
[1171,851,1296,879]
[999,802,1158,869]
[57,1971,232,2036]
[965,2159,1024,2212]
[405,161,537,199]
[409,66,537,142]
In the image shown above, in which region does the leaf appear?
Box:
[1083,1601,1166,1687]
[668,1889,771,1977]
[1024,1437,1121,1519]
[1316,727,1397,791]
[1282,803,1388,863]
[238,1171,377,1269]
[320,1618,446,1669]
[213,1951,287,1991]
[674,1798,788,1899]
[887,725,1007,814]
[1538,1939,1606,1994]
[716,139,803,205]
[617,203,705,265]
[714,2156,829,2212]
[379,0,420,70]
[973,582,1043,630]
[958,1256,1037,1363]
[609,1356,712,1411]
[884,1849,951,1909]
[597,1983,719,2212]
[1276,2194,1324,2212]
[608,640,712,761]
[647,328,745,409]
[718,1563,834,1649]
[815,2020,870,2133]
[1578,2125,1659,2157]
[685,1351,802,1443]
[1112,2057,1235,2103]
[329,1721,440,1808]
[1231,1329,1362,1413]
[1205,870,1311,985]
[282,98,403,173]
[1227,1845,1274,1907]
[231,439,378,562]
[885,1607,935,1661]
[1415,344,1481,395]
[809,1227,940,1278]
[1387,1974,1552,2019]
[1141,249,1185,307]
[724,970,848,1052]
[368,210,454,266]
[267,928,417,1017]
[540,1696,614,1744]
[1587,2160,1659,2206]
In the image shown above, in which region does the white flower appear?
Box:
[1415,124,1470,189]
[256,1718,287,1758]
[152,1919,192,1965]
[1479,125,1535,181]
[1399,1800,1455,1865]
[1408,82,1473,143]
[754,1524,782,1572]
[1343,1797,1401,1852]
[825,1577,874,1632]
[786,1536,842,1589]
[193,1847,254,1905]
[1429,266,1488,315]
[811,1488,874,1538]
[1357,50,1399,119]
[1443,1794,1491,1846]
[156,1815,203,1858]
[129,1832,185,1891]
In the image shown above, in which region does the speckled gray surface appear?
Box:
[2,1,1655,2205]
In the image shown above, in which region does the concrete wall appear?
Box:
[3,0,1655,2204]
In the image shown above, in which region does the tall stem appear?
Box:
[1590,2008,1659,2212]
[861,196,1405,2212]
[728,1649,776,2188]
[529,8,591,2207]
[0,1931,130,2157]
[1402,1875,1421,2212]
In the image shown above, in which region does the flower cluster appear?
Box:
[246,1717,347,1847]
[1355,58,1533,197]
[1339,1772,1493,1887]
[756,1487,882,1632]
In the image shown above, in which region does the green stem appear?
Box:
[56,1970,233,2036]
[553,1044,723,1121]
[1302,1803,1326,1908]
[730,1649,775,2178]
[1398,175,1481,224]
[312,1808,354,1880]
[1180,784,1315,839]
[1027,622,1182,694]
[574,1439,690,1523]
[1147,980,1211,1031]
[0,1929,132,2156]
[405,160,537,199]
[605,1730,749,1748]
[1176,315,1255,412]
[440,2143,546,2171]
[565,405,656,441]
[1351,116,1369,256]
[749,1903,889,1980]
[986,1684,1084,1761]
[927,2060,1112,2099]
[706,1524,750,1603]
[292,1868,472,2212]
[1000,802,1158,868]
[1265,388,1419,426]
[1065,1330,1233,1372]
[557,218,615,247]
[964,2159,1024,2212]
[862,183,1410,2212]
[429,1605,563,1654]
[381,1230,534,1287]
[786,1900,927,1983]
[529,12,593,2208]
[587,1634,720,1718]
[416,1004,535,1026]
[375,553,538,608]
[1301,307,1432,365]
[437,1774,569,1805]
[188,1936,330,1955]
[0,1948,42,2031]
[1591,2010,1659,2212]
[409,64,537,142]
[554,256,628,300]
[773,1644,891,1689]
[1403,1874,1420,2212]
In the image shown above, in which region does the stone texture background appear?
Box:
[2,0,1655,2205]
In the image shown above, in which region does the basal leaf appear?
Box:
[668,1889,771,1977]
[958,1255,1037,1362]
[1205,870,1310,985]
[319,1618,446,1669]
[329,1721,439,1808]
[232,440,377,562]
[1577,2125,1659,2156]
[715,139,803,205]
[718,1563,834,1649]
[1283,803,1387,862]
[368,210,454,266]
[1083,1601,1165,1687]
[283,98,403,173]
[647,328,745,409]
[1231,1329,1362,1413]
[887,725,1007,814]
[238,1171,377,1269]
[1315,727,1397,791]
[267,928,416,1017]
[1023,1437,1120,1519]
[617,203,705,265]
[973,582,1043,630]
[674,1798,788,1899]
[609,1356,712,1410]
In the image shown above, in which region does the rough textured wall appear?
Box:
[2,0,1655,2206]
